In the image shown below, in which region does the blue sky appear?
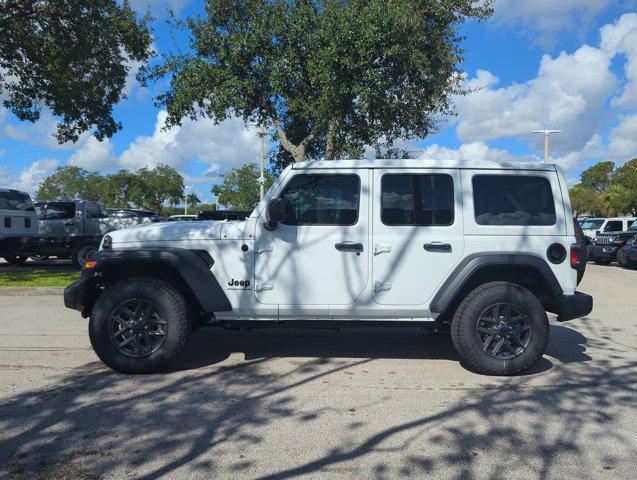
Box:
[2,0,637,203]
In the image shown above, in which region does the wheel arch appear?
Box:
[431,253,563,321]
[83,248,232,317]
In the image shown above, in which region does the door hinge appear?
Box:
[374,243,391,255]
[374,281,391,292]
[255,281,274,292]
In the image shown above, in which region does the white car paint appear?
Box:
[105,159,579,322]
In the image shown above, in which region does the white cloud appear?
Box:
[609,114,637,158]
[492,0,613,43]
[9,158,60,195]
[455,43,616,152]
[118,110,264,173]
[416,141,538,164]
[600,13,637,108]
[67,136,116,171]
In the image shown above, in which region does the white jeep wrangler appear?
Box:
[65,160,592,375]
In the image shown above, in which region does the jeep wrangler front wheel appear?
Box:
[89,278,190,373]
[451,282,549,375]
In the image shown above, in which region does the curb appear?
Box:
[0,286,65,296]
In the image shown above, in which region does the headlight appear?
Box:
[101,235,112,250]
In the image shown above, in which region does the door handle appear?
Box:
[335,242,364,252]
[424,242,452,253]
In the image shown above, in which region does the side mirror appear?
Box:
[264,198,288,231]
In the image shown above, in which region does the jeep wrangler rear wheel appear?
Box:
[451,282,549,376]
[89,277,190,373]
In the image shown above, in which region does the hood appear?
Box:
[107,220,225,244]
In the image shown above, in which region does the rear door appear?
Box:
[372,169,464,306]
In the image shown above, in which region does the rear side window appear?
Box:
[472,175,556,226]
[381,174,454,226]
[43,202,76,220]
[279,174,360,225]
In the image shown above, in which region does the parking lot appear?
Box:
[0,263,635,479]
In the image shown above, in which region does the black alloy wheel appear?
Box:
[475,303,531,360]
[108,298,168,358]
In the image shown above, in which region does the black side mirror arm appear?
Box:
[263,220,278,231]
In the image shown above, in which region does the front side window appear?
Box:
[381,174,454,226]
[44,202,76,220]
[278,174,360,225]
[472,175,556,226]
[86,203,103,219]
[604,220,623,232]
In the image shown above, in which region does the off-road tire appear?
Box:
[573,220,587,285]
[593,257,612,266]
[451,281,549,376]
[3,255,28,266]
[617,245,637,269]
[89,277,190,373]
[71,241,99,269]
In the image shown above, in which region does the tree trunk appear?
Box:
[273,117,313,163]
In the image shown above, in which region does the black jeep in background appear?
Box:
[589,220,637,266]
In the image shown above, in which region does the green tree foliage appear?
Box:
[569,159,637,217]
[568,184,599,217]
[35,164,184,212]
[35,166,104,201]
[212,164,275,210]
[186,193,201,210]
[0,0,152,143]
[129,164,184,212]
[147,0,492,164]
[580,161,615,193]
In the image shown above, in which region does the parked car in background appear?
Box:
[168,214,198,222]
[580,217,636,244]
[619,237,637,269]
[1,200,157,268]
[1,189,39,265]
[589,220,637,265]
[197,210,250,221]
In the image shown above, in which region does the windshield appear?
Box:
[0,190,34,211]
[628,221,637,231]
[580,219,604,229]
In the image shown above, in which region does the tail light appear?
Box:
[570,244,583,269]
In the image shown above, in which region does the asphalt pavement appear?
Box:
[0,264,635,479]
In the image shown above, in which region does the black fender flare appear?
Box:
[430,252,563,314]
[88,248,232,314]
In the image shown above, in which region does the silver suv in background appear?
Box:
[0,189,38,240]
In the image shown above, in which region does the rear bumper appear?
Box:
[589,245,617,260]
[553,291,593,322]
[64,276,99,317]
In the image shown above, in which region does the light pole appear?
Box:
[184,185,190,215]
[533,129,562,163]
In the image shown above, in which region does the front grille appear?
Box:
[595,236,612,245]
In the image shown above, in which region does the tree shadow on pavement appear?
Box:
[0,323,634,479]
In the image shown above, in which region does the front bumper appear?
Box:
[589,245,617,260]
[552,291,593,322]
[64,276,99,317]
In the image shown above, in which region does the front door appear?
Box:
[254,170,369,317]
[372,169,464,307]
